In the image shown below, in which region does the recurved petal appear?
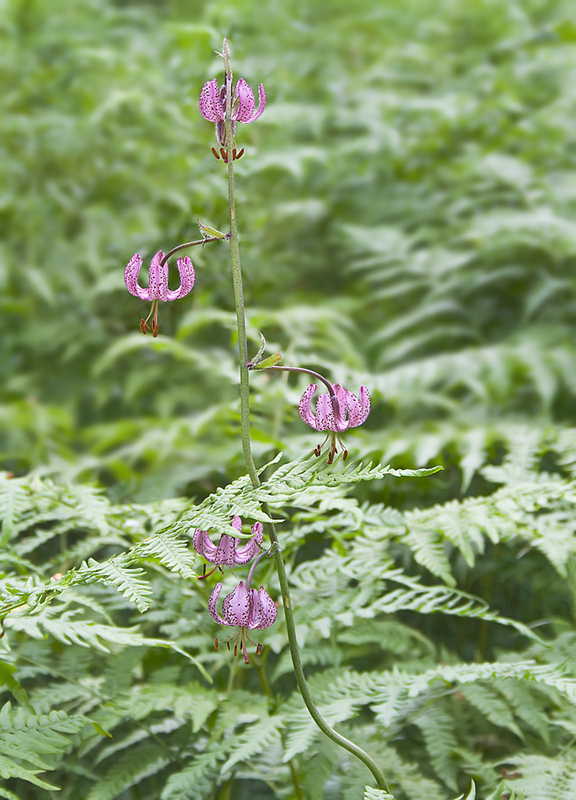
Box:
[208,583,227,625]
[299,384,320,429]
[148,251,168,301]
[249,83,266,122]
[236,81,266,123]
[166,256,195,301]
[252,587,277,630]
[124,253,150,300]
[192,528,218,561]
[234,78,255,122]
[251,522,264,545]
[234,521,263,564]
[199,79,225,122]
[347,386,371,428]
[222,581,252,626]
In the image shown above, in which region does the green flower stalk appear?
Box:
[202,37,390,794]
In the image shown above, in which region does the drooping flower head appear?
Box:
[299,383,371,464]
[199,38,265,159]
[124,250,195,337]
[209,580,277,664]
[193,516,263,578]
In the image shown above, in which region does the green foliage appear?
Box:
[3,0,576,797]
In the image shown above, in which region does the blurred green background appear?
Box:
[5,0,576,505]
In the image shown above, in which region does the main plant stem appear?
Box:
[223,50,388,794]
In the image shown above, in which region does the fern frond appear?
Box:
[79,558,153,611]
[366,661,576,727]
[363,788,395,800]
[502,753,576,800]
[282,677,364,761]
[299,738,339,800]
[0,702,90,791]
[6,606,149,652]
[160,751,221,800]
[0,786,22,800]
[342,732,446,800]
[176,453,441,536]
[0,477,30,546]
[221,714,284,772]
[461,683,523,739]
[85,742,171,800]
[485,782,519,800]
[129,529,196,579]
[413,706,460,790]
[0,756,58,791]
[454,782,476,800]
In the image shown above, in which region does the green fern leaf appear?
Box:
[80,558,153,611]
[0,477,29,546]
[0,756,58,790]
[221,715,283,772]
[413,707,460,790]
[364,788,395,800]
[85,742,171,800]
[160,751,221,800]
[502,753,576,800]
[0,702,89,791]
[0,786,22,800]
[461,683,523,739]
[130,529,196,578]
[453,782,476,800]
[485,782,519,800]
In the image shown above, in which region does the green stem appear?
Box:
[250,363,336,395]
[158,236,226,267]
[223,60,389,794]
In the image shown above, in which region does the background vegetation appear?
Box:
[3,0,576,797]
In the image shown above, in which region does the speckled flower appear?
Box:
[193,516,263,577]
[199,77,266,150]
[209,581,277,664]
[124,250,195,336]
[299,383,371,464]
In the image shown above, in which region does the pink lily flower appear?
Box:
[209,580,277,664]
[299,383,371,464]
[199,77,266,151]
[193,516,263,578]
[124,250,195,336]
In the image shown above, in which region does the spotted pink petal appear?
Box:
[248,83,266,122]
[166,256,195,301]
[124,253,151,301]
[222,581,252,626]
[318,390,351,432]
[208,583,227,625]
[214,535,237,567]
[235,80,266,123]
[346,385,371,428]
[234,78,255,122]
[148,251,168,301]
[299,384,319,429]
[199,79,225,122]
[192,529,218,561]
[252,587,277,630]
[234,522,263,565]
